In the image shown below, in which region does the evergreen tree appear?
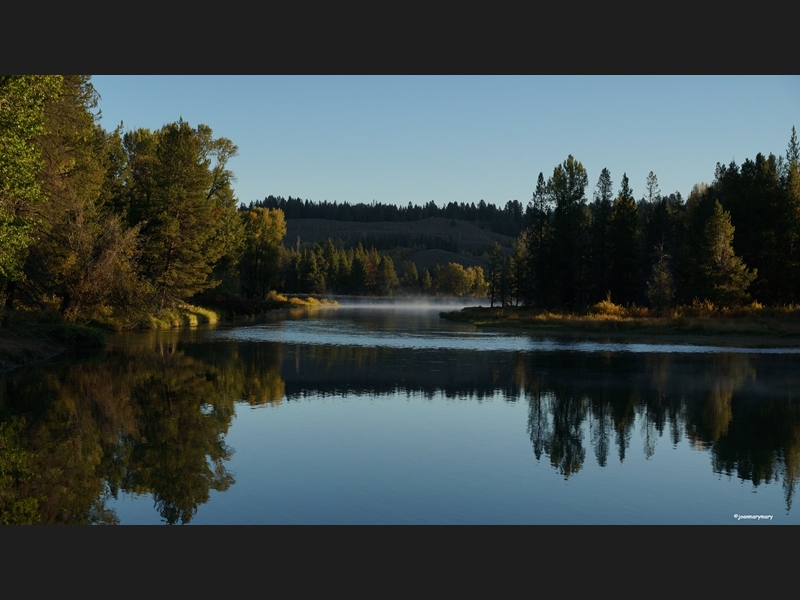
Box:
[608,174,642,305]
[525,172,553,308]
[350,244,369,294]
[420,268,432,293]
[645,171,661,203]
[376,254,399,296]
[645,243,674,313]
[510,237,527,306]
[299,247,326,294]
[488,242,503,307]
[589,167,614,303]
[400,261,419,291]
[549,156,590,309]
[123,120,241,307]
[713,153,794,303]
[239,207,286,299]
[699,201,756,306]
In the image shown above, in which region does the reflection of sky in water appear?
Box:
[208,315,800,354]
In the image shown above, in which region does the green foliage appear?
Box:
[376,254,399,295]
[19,76,146,321]
[124,120,242,307]
[0,75,62,282]
[0,418,41,524]
[421,268,432,292]
[699,201,756,307]
[525,172,554,308]
[646,247,675,313]
[400,260,419,289]
[239,207,286,299]
[550,156,591,308]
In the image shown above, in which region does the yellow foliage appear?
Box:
[590,299,627,318]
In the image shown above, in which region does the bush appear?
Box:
[589,299,627,318]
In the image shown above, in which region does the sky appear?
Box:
[91,75,799,209]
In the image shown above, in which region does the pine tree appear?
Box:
[525,172,553,308]
[645,171,661,203]
[488,242,503,307]
[608,174,642,305]
[124,120,241,307]
[239,207,286,299]
[589,167,614,303]
[549,156,590,309]
[645,243,674,314]
[699,201,756,306]
[376,254,399,296]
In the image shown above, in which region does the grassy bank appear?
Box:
[88,293,337,331]
[189,291,338,320]
[0,293,337,371]
[441,301,800,347]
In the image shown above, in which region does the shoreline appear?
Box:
[440,307,800,348]
[0,324,106,373]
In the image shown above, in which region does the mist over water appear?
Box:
[209,304,800,355]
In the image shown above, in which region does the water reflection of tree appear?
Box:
[0,354,135,524]
[514,350,800,511]
[525,375,587,479]
[119,341,236,524]
[683,355,754,450]
[0,338,258,524]
[710,398,800,513]
[5,333,800,520]
[285,344,519,402]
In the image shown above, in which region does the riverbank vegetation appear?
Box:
[442,300,800,345]
[2,75,799,340]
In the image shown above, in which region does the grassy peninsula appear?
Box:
[441,300,800,348]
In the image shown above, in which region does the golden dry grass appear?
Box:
[442,303,800,345]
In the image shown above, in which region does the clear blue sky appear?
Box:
[92,75,799,209]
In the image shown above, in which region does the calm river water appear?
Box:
[2,304,800,524]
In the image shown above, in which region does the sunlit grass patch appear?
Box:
[134,302,221,330]
[444,302,800,340]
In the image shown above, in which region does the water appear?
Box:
[2,304,799,524]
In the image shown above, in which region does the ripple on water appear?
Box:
[207,320,800,355]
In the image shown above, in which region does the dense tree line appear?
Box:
[252,195,528,237]
[511,135,799,310]
[239,237,488,298]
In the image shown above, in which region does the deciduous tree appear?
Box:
[0,76,61,296]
